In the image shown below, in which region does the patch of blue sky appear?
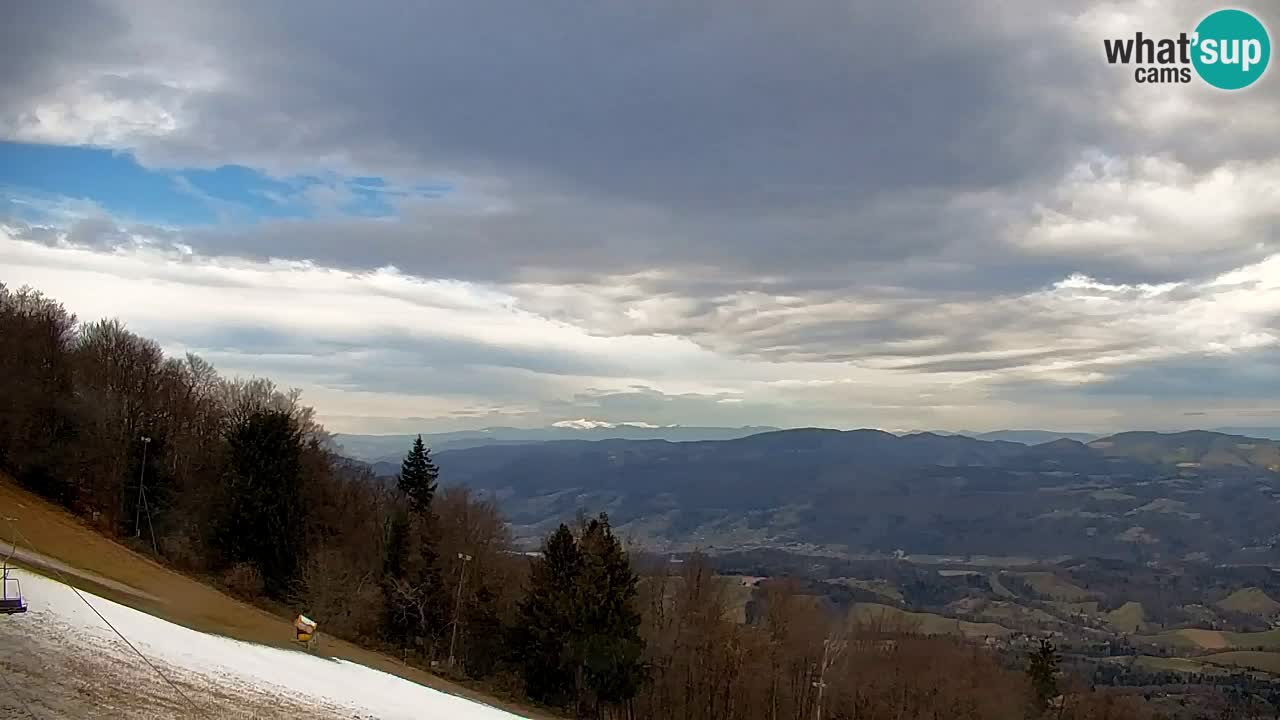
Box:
[0,141,214,225]
[177,164,313,221]
[0,141,452,227]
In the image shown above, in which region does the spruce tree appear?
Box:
[398,435,438,515]
[513,523,582,707]
[1026,637,1061,714]
[215,409,306,601]
[576,513,645,715]
[384,436,445,653]
[512,516,646,715]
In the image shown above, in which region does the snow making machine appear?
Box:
[293,614,318,652]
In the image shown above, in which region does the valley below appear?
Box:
[347,427,1280,711]
[393,428,1280,566]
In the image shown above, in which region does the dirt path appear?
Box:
[4,545,160,604]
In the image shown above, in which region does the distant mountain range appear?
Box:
[333,424,780,462]
[934,430,1101,445]
[1206,427,1280,441]
[343,425,1280,463]
[380,428,1280,561]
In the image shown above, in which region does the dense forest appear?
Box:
[1,282,1170,719]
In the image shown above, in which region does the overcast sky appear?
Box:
[2,1,1278,434]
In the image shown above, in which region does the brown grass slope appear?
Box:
[1011,571,1092,602]
[1201,651,1280,675]
[848,603,1013,639]
[1089,430,1280,470]
[1216,588,1280,617]
[1140,626,1280,652]
[0,478,556,719]
[1105,601,1147,634]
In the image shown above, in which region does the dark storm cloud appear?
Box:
[184,324,634,385]
[0,0,1110,291]
[180,188,1011,288]
[208,349,579,401]
[0,1,133,107]
[8,0,1276,295]
[150,1,1088,205]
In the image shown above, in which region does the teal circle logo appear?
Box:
[1192,9,1271,90]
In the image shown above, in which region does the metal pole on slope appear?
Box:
[134,436,150,538]
[813,638,829,720]
[812,630,847,720]
[141,481,160,557]
[448,552,472,668]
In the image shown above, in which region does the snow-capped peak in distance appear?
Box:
[334,424,782,461]
[551,419,666,430]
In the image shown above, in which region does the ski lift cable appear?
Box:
[0,664,39,720]
[1,517,213,720]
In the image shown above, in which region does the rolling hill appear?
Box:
[334,424,779,461]
[422,429,1280,560]
[1086,431,1280,470]
[964,430,1099,445]
[1216,588,1280,617]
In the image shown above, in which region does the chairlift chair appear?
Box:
[0,559,26,615]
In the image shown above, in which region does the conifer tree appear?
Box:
[215,409,306,601]
[513,523,582,707]
[513,515,646,715]
[576,513,646,716]
[381,435,445,653]
[398,434,438,515]
[380,509,445,655]
[1027,637,1061,714]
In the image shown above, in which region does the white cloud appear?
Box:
[5,0,1280,434]
[6,223,1280,433]
[9,86,181,147]
[1021,154,1280,268]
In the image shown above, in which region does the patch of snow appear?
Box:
[1,570,527,719]
[551,419,660,430]
[552,419,617,429]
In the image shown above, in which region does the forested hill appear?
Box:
[426,428,1280,560]
[334,425,779,461]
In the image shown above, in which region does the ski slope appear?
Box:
[0,569,529,719]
